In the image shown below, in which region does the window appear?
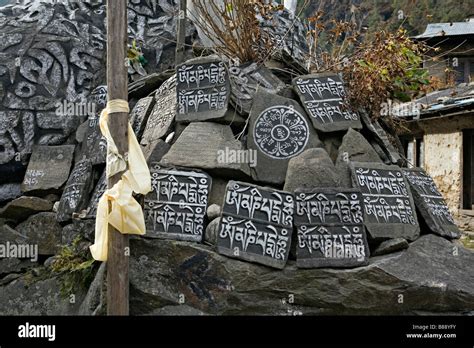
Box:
[403,137,424,168]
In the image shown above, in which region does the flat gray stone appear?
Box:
[217,181,294,269]
[403,168,460,239]
[372,238,409,256]
[0,183,22,204]
[247,90,322,185]
[360,112,402,165]
[141,140,170,165]
[294,188,369,268]
[229,62,285,114]
[208,177,229,206]
[144,165,211,242]
[77,116,107,165]
[336,128,382,188]
[129,96,155,140]
[85,171,106,219]
[141,75,176,146]
[161,122,251,177]
[176,55,230,122]
[284,148,339,192]
[351,162,420,242]
[293,73,362,132]
[57,159,94,223]
[16,212,62,255]
[21,145,75,194]
[0,196,52,222]
[130,234,474,315]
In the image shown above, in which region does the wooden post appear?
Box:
[106,0,129,316]
[176,0,187,66]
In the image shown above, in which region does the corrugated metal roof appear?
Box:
[416,21,474,38]
[395,84,474,119]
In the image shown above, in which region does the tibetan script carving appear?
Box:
[295,189,369,268]
[144,165,211,242]
[141,75,176,145]
[403,168,460,239]
[253,105,309,159]
[293,74,362,132]
[176,57,230,122]
[57,159,93,222]
[217,181,294,269]
[351,162,420,241]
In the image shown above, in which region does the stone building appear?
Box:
[397,19,474,233]
[398,95,473,234]
[415,17,474,84]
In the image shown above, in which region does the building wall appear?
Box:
[423,132,463,215]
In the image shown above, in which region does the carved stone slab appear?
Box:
[21,145,75,193]
[129,96,155,140]
[57,159,94,222]
[176,56,230,122]
[350,162,420,241]
[79,115,107,165]
[294,189,369,268]
[217,181,294,269]
[85,170,107,219]
[247,90,322,185]
[293,73,362,132]
[229,62,285,114]
[140,75,176,146]
[144,164,211,242]
[403,168,460,239]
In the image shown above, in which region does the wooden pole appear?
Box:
[176,0,187,66]
[106,0,129,316]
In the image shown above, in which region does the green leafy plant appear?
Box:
[51,237,97,298]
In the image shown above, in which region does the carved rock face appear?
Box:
[0,0,193,167]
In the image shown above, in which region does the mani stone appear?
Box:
[78,116,107,165]
[350,162,420,242]
[403,168,460,239]
[16,212,62,255]
[217,181,294,269]
[372,238,409,256]
[176,55,230,122]
[229,62,285,115]
[57,159,94,223]
[161,122,251,178]
[294,188,370,268]
[21,145,75,194]
[284,148,339,193]
[247,90,322,185]
[85,171,107,219]
[129,96,155,140]
[141,75,176,147]
[292,73,362,133]
[335,128,382,188]
[360,112,402,165]
[144,164,211,242]
[0,196,52,222]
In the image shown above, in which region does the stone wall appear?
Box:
[423,132,463,215]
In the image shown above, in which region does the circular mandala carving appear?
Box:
[254,105,309,159]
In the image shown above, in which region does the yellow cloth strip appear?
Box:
[90,99,152,262]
